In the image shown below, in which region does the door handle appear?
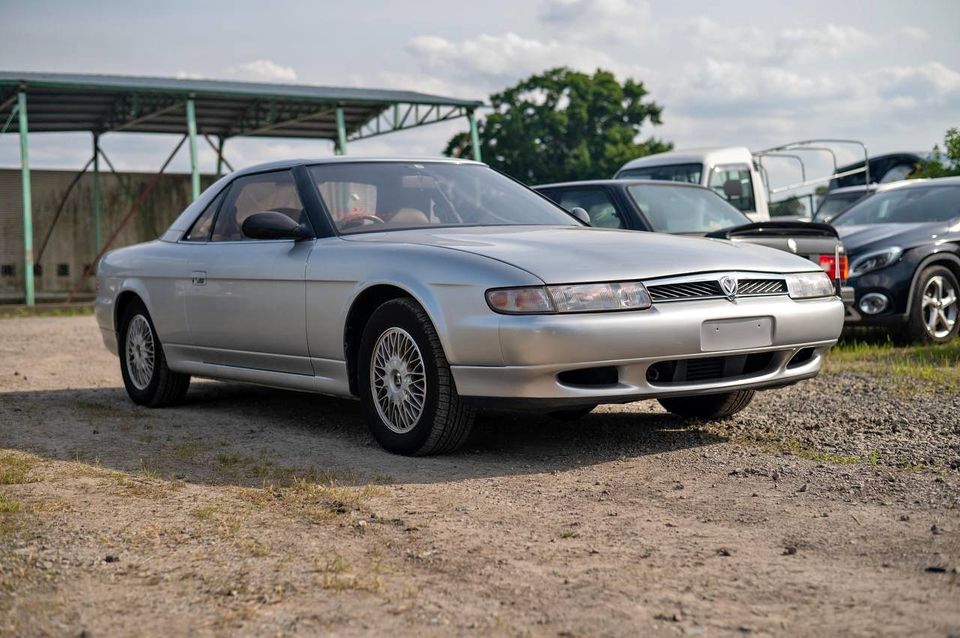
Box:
[191,271,207,286]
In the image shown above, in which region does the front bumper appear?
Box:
[451,295,844,404]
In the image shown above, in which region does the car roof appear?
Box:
[534,178,710,190]
[874,176,960,191]
[826,184,877,196]
[617,147,753,172]
[229,156,484,178]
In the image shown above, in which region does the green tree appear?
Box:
[445,67,671,183]
[910,127,960,178]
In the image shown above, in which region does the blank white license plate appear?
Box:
[700,317,773,352]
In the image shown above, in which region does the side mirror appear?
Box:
[569,207,591,226]
[242,211,312,240]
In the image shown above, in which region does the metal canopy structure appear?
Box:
[0,71,484,305]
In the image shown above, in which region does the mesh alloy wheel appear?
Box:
[370,327,427,434]
[125,314,156,390]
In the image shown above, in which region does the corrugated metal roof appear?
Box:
[0,71,483,140]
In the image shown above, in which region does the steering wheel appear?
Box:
[338,213,384,230]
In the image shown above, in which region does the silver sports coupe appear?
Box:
[95,158,844,455]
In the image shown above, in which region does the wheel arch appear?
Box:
[343,283,446,396]
[113,282,152,332]
[904,249,960,316]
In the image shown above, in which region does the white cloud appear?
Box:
[407,33,616,83]
[690,18,871,64]
[538,0,653,42]
[899,26,929,41]
[175,70,204,80]
[872,61,960,106]
[227,59,297,82]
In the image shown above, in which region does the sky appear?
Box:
[1,0,958,176]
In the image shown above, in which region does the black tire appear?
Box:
[549,405,597,421]
[658,390,755,420]
[896,265,960,345]
[118,299,190,407]
[358,298,476,455]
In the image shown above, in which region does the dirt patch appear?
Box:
[1,316,958,636]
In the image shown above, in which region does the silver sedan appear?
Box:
[95,158,844,455]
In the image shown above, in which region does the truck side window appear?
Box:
[709,164,755,214]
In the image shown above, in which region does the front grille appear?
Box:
[646,278,786,302]
[738,279,787,295]
[647,281,723,301]
[646,352,777,385]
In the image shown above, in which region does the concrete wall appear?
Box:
[0,169,215,302]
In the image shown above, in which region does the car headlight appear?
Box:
[486,281,652,314]
[786,272,836,299]
[849,247,902,277]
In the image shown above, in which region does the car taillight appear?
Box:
[817,254,848,281]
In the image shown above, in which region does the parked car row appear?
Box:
[571,147,959,344]
[96,158,845,455]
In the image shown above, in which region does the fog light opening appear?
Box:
[557,366,619,387]
[787,347,816,368]
[859,292,889,316]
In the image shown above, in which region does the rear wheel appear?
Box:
[658,390,754,420]
[118,299,190,407]
[358,298,475,455]
[897,266,959,344]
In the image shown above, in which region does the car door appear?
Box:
[182,169,314,375]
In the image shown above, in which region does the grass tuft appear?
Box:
[0,452,37,485]
[826,340,960,394]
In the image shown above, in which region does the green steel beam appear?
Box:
[92,133,102,252]
[468,109,482,163]
[185,97,200,200]
[335,106,347,155]
[18,91,34,306]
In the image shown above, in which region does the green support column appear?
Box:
[17,91,35,306]
[185,97,200,200]
[467,109,482,162]
[335,106,347,156]
[92,133,102,252]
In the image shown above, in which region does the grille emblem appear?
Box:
[719,275,738,301]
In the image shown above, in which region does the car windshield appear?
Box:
[832,185,960,226]
[308,162,579,234]
[617,163,703,184]
[626,184,750,233]
[813,191,869,222]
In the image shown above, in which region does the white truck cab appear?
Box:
[615,147,770,221]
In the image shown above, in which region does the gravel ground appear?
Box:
[711,372,960,472]
[1,315,958,636]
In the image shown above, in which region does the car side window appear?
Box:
[709,164,755,213]
[211,170,305,241]
[547,188,625,229]
[182,189,225,242]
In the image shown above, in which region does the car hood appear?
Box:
[835,222,948,254]
[342,226,820,284]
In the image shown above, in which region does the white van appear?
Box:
[615,147,770,221]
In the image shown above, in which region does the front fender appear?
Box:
[305,239,543,366]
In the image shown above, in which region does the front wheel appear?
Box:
[658,390,755,420]
[118,299,190,407]
[358,298,476,455]
[897,266,959,344]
